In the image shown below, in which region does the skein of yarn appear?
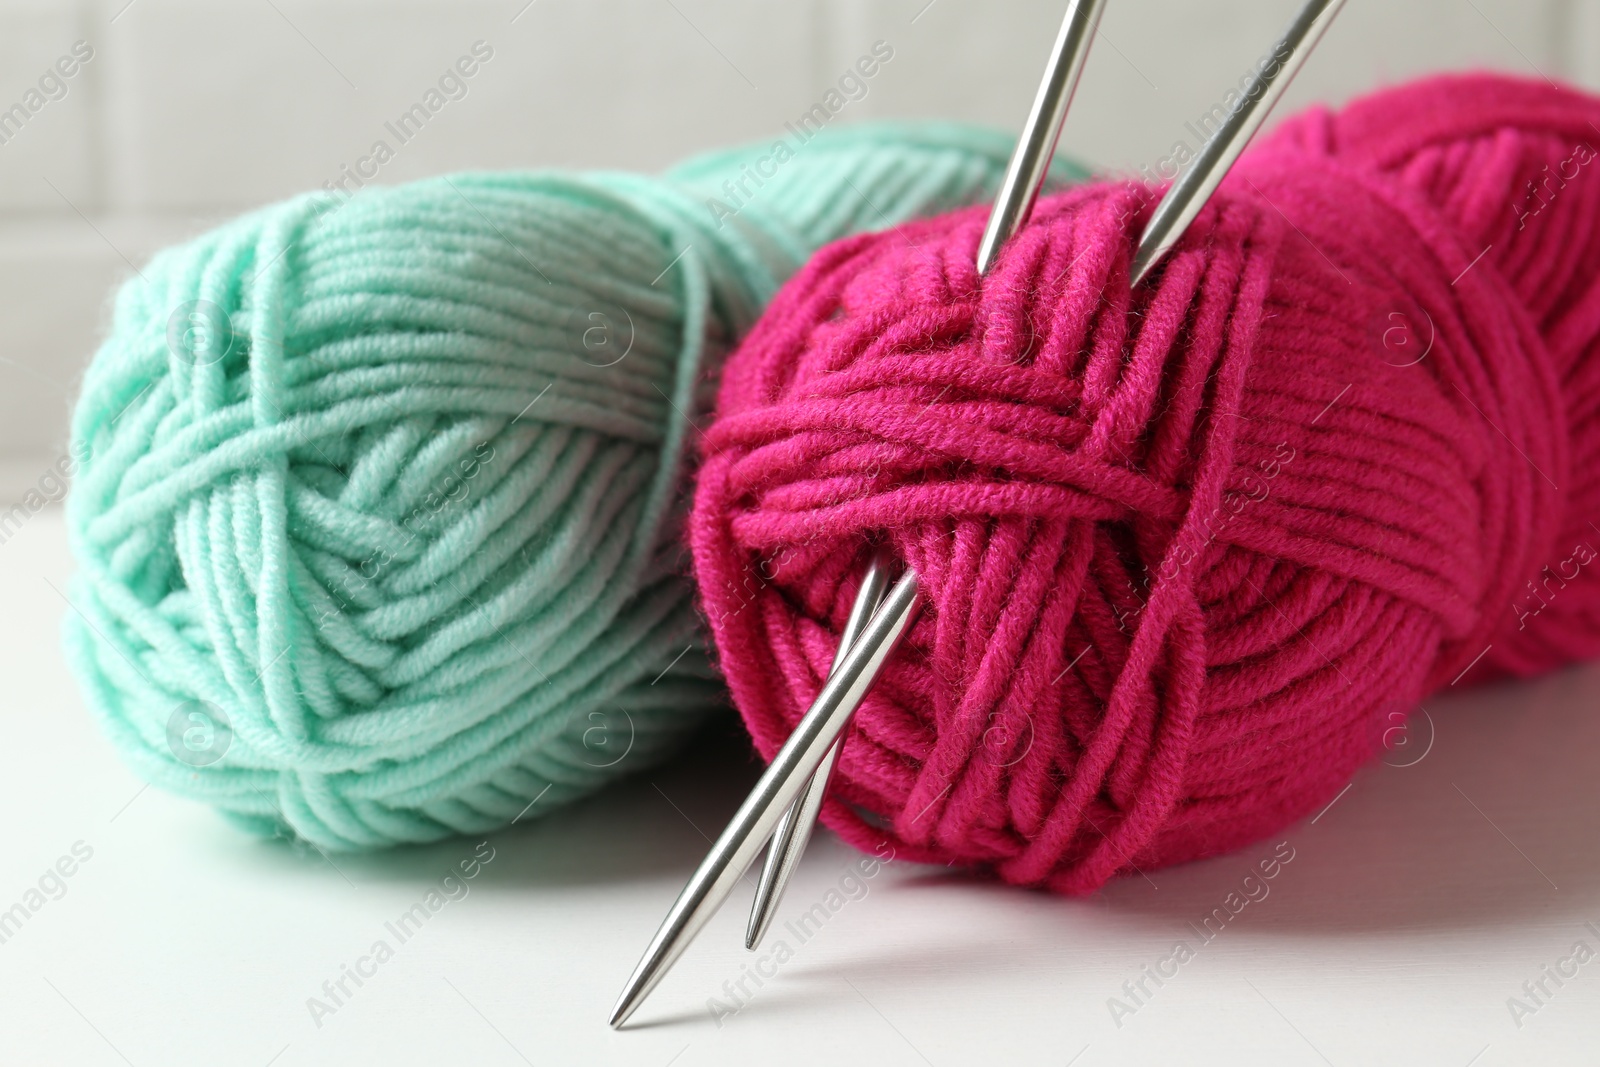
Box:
[65,123,1088,851]
[690,74,1600,894]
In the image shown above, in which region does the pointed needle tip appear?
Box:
[745,893,774,950]
[607,991,636,1029]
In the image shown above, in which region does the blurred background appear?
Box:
[1,0,1596,498]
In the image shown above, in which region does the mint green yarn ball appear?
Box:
[64,123,1088,851]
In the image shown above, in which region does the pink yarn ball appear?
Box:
[689,75,1600,894]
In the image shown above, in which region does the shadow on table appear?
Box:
[245,657,1600,938]
[898,660,1600,937]
[238,711,766,891]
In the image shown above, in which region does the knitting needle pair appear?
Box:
[610,0,1346,1028]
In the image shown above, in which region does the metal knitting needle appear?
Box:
[608,566,921,1029]
[1131,0,1346,285]
[976,0,1109,275]
[743,551,890,950]
[609,0,1346,1028]
[742,0,1108,952]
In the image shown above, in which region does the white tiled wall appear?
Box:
[1,0,1596,492]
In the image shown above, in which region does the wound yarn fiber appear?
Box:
[690,74,1600,894]
[65,123,1089,851]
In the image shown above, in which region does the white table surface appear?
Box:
[4,509,1598,1066]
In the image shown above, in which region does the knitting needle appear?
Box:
[609,0,1345,1029]
[1130,0,1345,285]
[742,0,1108,952]
[608,566,921,1028]
[743,550,890,950]
[976,0,1109,275]
[746,0,1347,944]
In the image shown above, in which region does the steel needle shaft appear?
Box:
[744,553,890,950]
[608,570,921,1029]
[1130,0,1345,285]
